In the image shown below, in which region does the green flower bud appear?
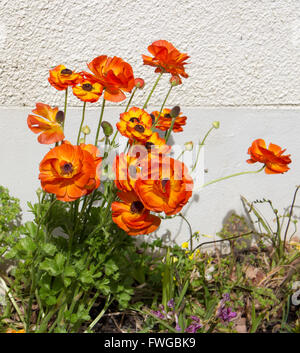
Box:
[78,137,85,144]
[184,141,194,151]
[101,121,113,137]
[212,121,220,129]
[170,105,180,118]
[81,125,91,135]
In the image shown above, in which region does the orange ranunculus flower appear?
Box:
[134,156,193,215]
[116,107,153,143]
[27,103,65,144]
[142,40,189,82]
[72,79,103,103]
[39,142,101,202]
[111,191,161,236]
[80,143,102,190]
[113,152,141,192]
[84,56,135,102]
[48,65,82,91]
[151,108,187,133]
[247,139,291,174]
[141,132,171,155]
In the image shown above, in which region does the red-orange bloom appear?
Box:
[72,79,103,103]
[151,108,187,132]
[134,156,193,215]
[48,65,82,91]
[113,152,141,192]
[84,56,135,102]
[142,40,189,81]
[247,139,291,174]
[27,103,65,144]
[117,107,153,143]
[111,191,161,236]
[80,143,102,190]
[39,142,101,202]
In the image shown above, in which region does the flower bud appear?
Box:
[134,78,145,89]
[81,125,91,135]
[55,110,65,124]
[101,121,113,137]
[170,76,181,86]
[212,121,220,129]
[170,105,180,118]
[184,141,194,151]
[78,137,85,144]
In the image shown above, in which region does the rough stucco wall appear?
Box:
[1,0,300,107]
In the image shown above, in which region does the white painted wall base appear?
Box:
[0,107,299,246]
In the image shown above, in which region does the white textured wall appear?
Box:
[1,0,300,107]
[0,0,300,244]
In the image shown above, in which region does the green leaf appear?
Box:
[41,243,57,256]
[64,265,77,278]
[79,270,94,285]
[19,237,37,253]
[46,295,57,306]
[105,259,118,276]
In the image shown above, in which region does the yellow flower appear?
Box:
[290,241,300,251]
[181,242,189,249]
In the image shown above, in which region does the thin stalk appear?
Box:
[152,85,173,129]
[62,87,68,130]
[125,87,137,112]
[283,186,300,251]
[179,213,194,250]
[201,166,265,188]
[85,294,112,332]
[0,277,26,327]
[143,72,163,109]
[76,102,86,145]
[192,231,253,253]
[191,126,214,172]
[94,97,106,146]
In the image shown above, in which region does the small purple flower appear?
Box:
[218,307,237,322]
[216,293,237,323]
[185,316,202,333]
[151,310,165,320]
[167,298,175,309]
[222,293,230,302]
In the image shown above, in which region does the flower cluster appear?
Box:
[27,39,292,238]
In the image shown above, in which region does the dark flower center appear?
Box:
[134,124,145,133]
[145,142,154,151]
[82,83,93,91]
[164,113,172,119]
[161,178,169,191]
[55,110,65,124]
[60,68,73,75]
[61,162,73,175]
[129,117,139,123]
[150,114,155,125]
[130,201,144,214]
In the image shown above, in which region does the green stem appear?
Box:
[191,126,214,172]
[85,294,112,332]
[0,277,26,327]
[283,185,300,252]
[201,166,265,188]
[125,87,137,112]
[62,87,68,130]
[179,213,194,250]
[152,85,173,130]
[143,72,163,109]
[94,97,106,146]
[77,102,87,145]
